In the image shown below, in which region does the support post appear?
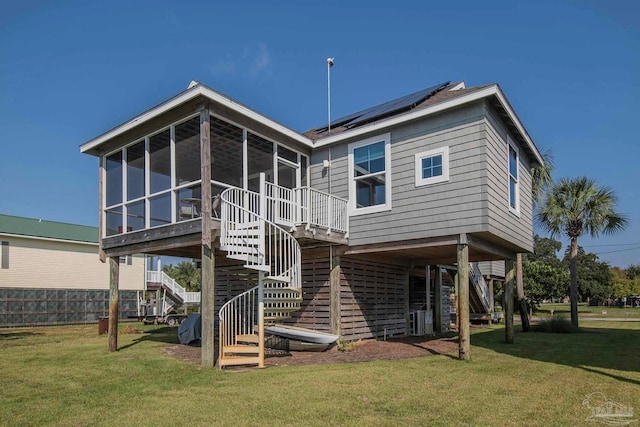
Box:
[258,272,265,368]
[201,245,216,367]
[488,278,495,313]
[434,266,442,333]
[108,256,119,352]
[457,242,470,360]
[403,271,410,335]
[504,259,515,344]
[330,247,342,336]
[425,264,431,311]
[199,104,217,368]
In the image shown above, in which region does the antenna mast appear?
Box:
[327,57,334,134]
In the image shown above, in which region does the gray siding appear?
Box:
[309,100,535,254]
[483,103,534,252]
[477,260,505,278]
[311,102,490,247]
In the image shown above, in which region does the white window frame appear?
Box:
[348,133,392,216]
[414,146,449,187]
[507,136,520,216]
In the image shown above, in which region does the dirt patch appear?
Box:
[163,335,459,368]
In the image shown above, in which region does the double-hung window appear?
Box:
[0,241,8,269]
[508,138,520,214]
[348,133,391,215]
[415,147,449,186]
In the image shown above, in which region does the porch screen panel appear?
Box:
[126,200,145,231]
[149,130,171,194]
[106,206,123,236]
[105,151,122,207]
[247,132,273,192]
[210,117,243,188]
[175,116,201,186]
[177,184,202,221]
[278,162,296,189]
[300,156,308,186]
[149,192,171,227]
[126,140,145,201]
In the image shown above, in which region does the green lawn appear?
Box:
[537,302,640,319]
[1,322,639,426]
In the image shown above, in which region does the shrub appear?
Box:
[336,339,356,352]
[533,316,581,333]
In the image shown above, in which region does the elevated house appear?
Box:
[0,214,145,326]
[80,80,542,367]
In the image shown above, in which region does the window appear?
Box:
[508,138,519,214]
[0,241,8,269]
[348,133,391,215]
[119,255,133,265]
[415,147,449,186]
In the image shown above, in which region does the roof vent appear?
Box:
[187,80,199,89]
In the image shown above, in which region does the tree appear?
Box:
[537,176,627,328]
[517,149,555,331]
[612,265,640,299]
[626,264,640,281]
[522,235,569,304]
[562,246,613,304]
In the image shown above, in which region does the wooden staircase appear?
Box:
[218,175,302,368]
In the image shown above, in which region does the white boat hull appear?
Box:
[265,324,339,344]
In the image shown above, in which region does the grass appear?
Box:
[1,322,639,426]
[537,302,640,319]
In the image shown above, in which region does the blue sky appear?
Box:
[1,0,638,267]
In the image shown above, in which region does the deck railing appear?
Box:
[146,270,200,305]
[264,182,348,234]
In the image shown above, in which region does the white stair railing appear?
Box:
[265,182,295,228]
[220,181,301,288]
[218,174,302,367]
[146,270,201,305]
[218,286,259,360]
[469,262,491,312]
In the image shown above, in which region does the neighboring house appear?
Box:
[0,214,145,327]
[80,79,542,367]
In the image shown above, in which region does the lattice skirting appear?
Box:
[0,288,139,327]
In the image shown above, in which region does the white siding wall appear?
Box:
[0,236,144,290]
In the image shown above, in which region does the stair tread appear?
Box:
[223,344,259,354]
[264,298,303,303]
[218,356,261,367]
[245,264,271,272]
[265,275,291,283]
[236,334,260,344]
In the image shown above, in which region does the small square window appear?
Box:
[415,147,449,187]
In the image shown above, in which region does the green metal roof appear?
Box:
[0,214,98,244]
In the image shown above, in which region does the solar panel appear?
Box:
[325,81,450,130]
[347,81,450,127]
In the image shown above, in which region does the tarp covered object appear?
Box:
[178,314,201,345]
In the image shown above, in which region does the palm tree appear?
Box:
[537,176,626,328]
[516,149,554,332]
